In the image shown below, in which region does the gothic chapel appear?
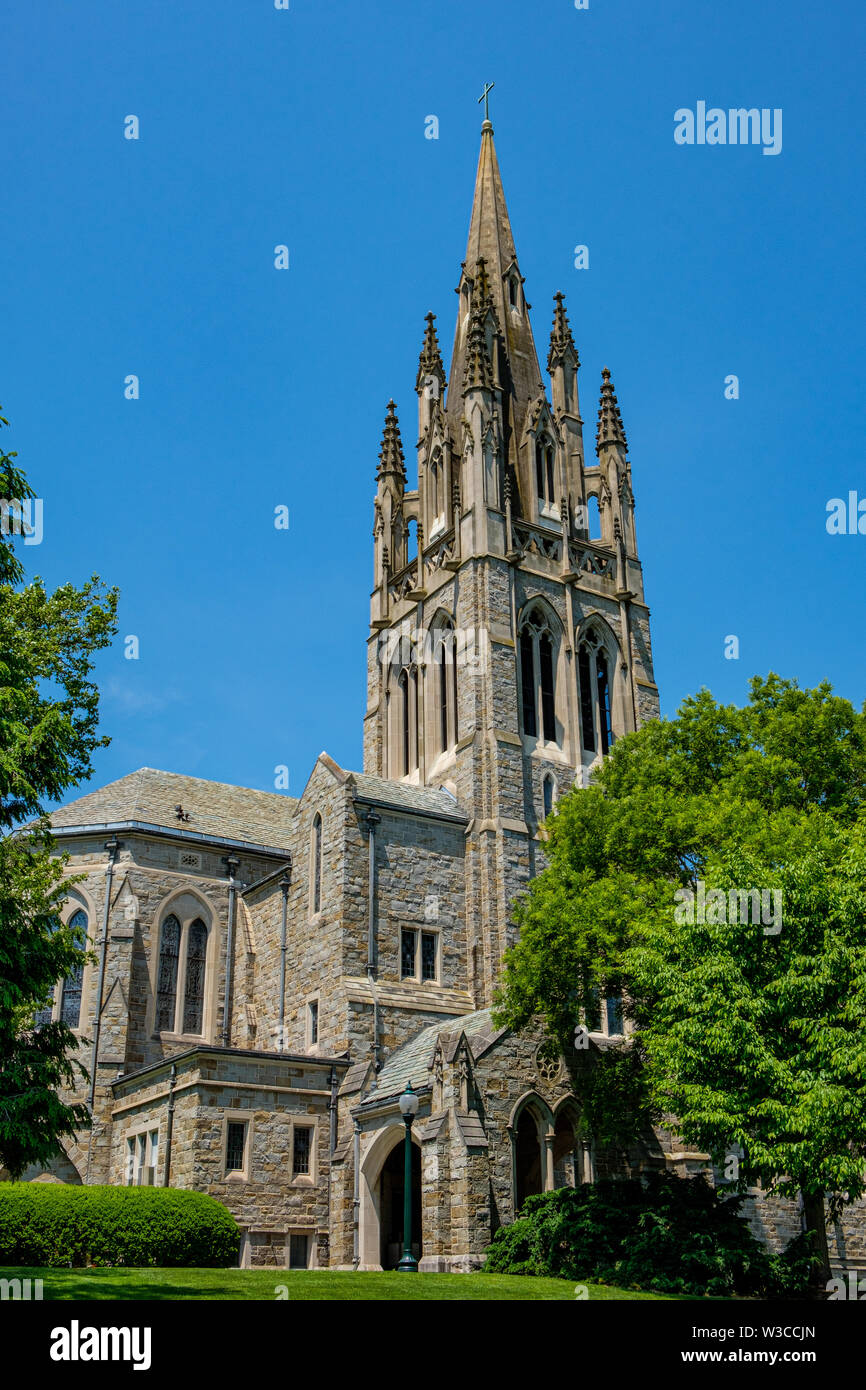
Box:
[25,114,676,1270]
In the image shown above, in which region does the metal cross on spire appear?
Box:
[478,81,495,121]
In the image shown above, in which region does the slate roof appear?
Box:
[347,770,468,822]
[362,1008,505,1103]
[47,767,298,851]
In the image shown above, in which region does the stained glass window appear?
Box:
[182,919,207,1034]
[156,915,180,1032]
[401,929,415,979]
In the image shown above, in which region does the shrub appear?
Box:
[0,1184,240,1268]
[484,1173,811,1298]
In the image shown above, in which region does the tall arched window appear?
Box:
[535,438,555,510]
[182,919,208,1034]
[578,629,617,759]
[429,452,445,537]
[519,606,558,744]
[395,663,419,776]
[59,909,87,1028]
[156,914,181,1032]
[312,813,323,915]
[433,619,458,755]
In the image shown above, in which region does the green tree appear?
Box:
[0,409,118,1176]
[494,676,866,1288]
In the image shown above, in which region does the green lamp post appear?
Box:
[396,1082,420,1272]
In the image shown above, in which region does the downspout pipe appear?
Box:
[88,836,121,1111]
[277,862,292,1051]
[352,1119,361,1269]
[221,856,240,1046]
[162,1062,177,1187]
[363,809,381,1071]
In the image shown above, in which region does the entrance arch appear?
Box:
[358,1124,424,1270]
[509,1093,554,1216]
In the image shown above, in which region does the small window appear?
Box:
[509,278,517,308]
[289,1233,310,1268]
[293,1126,312,1177]
[421,932,436,982]
[308,1000,319,1047]
[542,775,555,819]
[605,994,624,1036]
[225,1121,247,1175]
[401,929,415,980]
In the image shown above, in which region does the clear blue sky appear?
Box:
[2,0,864,801]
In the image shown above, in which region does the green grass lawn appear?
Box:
[0,1267,676,1301]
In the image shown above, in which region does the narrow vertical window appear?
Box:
[543,774,555,819]
[60,908,87,1029]
[411,668,419,771]
[421,932,437,982]
[451,639,459,742]
[308,999,319,1047]
[606,993,624,1036]
[312,814,323,915]
[539,633,556,741]
[293,1126,312,1176]
[597,651,613,756]
[520,629,537,737]
[225,1121,246,1174]
[156,915,180,1032]
[535,442,544,503]
[545,448,554,505]
[578,646,596,753]
[401,928,415,979]
[439,645,448,752]
[182,919,207,1034]
[399,670,409,775]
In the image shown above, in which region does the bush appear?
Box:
[484,1173,811,1298]
[0,1184,240,1268]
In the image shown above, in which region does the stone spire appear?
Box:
[416,313,446,398]
[447,117,544,425]
[547,291,579,370]
[596,367,628,453]
[377,400,406,481]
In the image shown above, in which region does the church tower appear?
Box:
[364,112,660,1008]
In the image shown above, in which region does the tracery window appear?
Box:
[35,907,89,1030]
[433,619,458,755]
[155,906,210,1036]
[519,606,558,744]
[156,914,180,1032]
[577,628,617,759]
[396,664,419,776]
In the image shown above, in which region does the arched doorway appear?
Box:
[515,1108,544,1212]
[379,1138,422,1269]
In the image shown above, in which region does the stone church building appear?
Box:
[24,116,863,1274]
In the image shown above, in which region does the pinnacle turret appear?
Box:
[463,306,494,393]
[416,313,446,397]
[377,400,406,480]
[596,367,628,453]
[547,291,579,370]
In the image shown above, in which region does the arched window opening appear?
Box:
[578,644,595,752]
[156,915,181,1032]
[398,671,410,775]
[514,1108,544,1213]
[312,813,323,915]
[182,919,208,1035]
[519,629,537,738]
[542,774,555,819]
[59,908,87,1029]
[535,438,556,511]
[519,606,559,746]
[429,453,445,537]
[553,1111,579,1189]
[597,651,613,756]
[438,652,448,752]
[508,277,518,309]
[433,620,458,757]
[587,495,602,541]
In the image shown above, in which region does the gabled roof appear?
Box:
[359,1008,506,1104]
[347,769,468,822]
[47,767,298,851]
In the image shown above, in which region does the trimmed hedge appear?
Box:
[483,1174,814,1298]
[0,1184,241,1268]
